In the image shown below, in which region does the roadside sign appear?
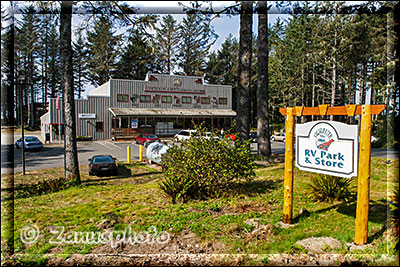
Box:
[295,121,358,178]
[279,104,385,245]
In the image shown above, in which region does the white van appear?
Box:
[174,130,197,141]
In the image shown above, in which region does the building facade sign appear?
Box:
[144,86,205,94]
[295,121,358,178]
[78,113,96,119]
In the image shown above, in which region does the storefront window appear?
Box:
[182,96,192,104]
[120,117,129,128]
[219,97,228,105]
[162,96,172,103]
[201,97,210,104]
[140,95,151,103]
[117,94,129,102]
[95,121,104,132]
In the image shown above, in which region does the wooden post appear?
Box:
[127,146,131,164]
[355,105,372,245]
[139,145,143,162]
[283,107,295,224]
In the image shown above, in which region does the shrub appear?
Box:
[160,125,255,203]
[306,173,355,203]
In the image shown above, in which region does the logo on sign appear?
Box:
[314,128,334,151]
[295,121,358,178]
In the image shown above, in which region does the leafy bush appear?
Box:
[306,173,355,203]
[160,125,255,203]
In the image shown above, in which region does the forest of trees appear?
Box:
[1,1,399,147]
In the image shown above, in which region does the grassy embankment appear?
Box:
[1,157,398,265]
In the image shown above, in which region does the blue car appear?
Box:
[15,136,44,151]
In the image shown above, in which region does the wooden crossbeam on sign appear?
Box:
[279,105,385,116]
[279,104,386,246]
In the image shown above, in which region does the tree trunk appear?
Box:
[330,30,337,121]
[236,1,253,142]
[312,63,316,121]
[60,1,80,183]
[257,1,271,156]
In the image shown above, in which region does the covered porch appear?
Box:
[109,108,236,140]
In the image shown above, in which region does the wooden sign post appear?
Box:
[279,104,385,245]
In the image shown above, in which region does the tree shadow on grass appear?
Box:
[228,179,282,197]
[81,164,162,186]
[8,165,163,200]
[292,198,390,243]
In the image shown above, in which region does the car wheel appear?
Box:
[283,138,285,142]
[89,170,93,176]
[271,137,275,142]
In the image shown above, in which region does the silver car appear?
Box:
[271,133,285,142]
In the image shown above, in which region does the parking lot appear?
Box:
[1,130,396,175]
[1,132,142,174]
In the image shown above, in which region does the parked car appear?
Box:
[88,155,118,176]
[226,133,236,141]
[271,132,285,142]
[15,136,43,151]
[136,133,160,147]
[174,130,197,141]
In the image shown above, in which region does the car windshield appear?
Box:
[146,135,158,139]
[25,137,39,142]
[179,131,189,136]
[93,156,114,163]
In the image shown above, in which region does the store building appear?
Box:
[40,73,236,142]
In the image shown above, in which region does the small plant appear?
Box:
[306,173,355,202]
[160,124,255,203]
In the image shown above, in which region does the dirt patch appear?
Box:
[90,229,224,255]
[295,237,343,254]
[43,253,243,266]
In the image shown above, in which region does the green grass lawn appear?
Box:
[1,157,398,266]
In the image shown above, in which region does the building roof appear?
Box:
[109,108,236,117]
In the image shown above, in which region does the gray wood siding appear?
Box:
[49,96,110,140]
[75,96,110,140]
[109,75,232,110]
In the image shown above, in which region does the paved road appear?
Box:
[1,131,398,175]
[1,131,143,174]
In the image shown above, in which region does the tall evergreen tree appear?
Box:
[114,29,158,80]
[236,1,253,142]
[47,19,61,99]
[60,0,80,183]
[73,27,88,98]
[15,8,41,129]
[153,15,179,74]
[176,13,217,76]
[257,1,271,156]
[1,4,14,126]
[86,15,121,86]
